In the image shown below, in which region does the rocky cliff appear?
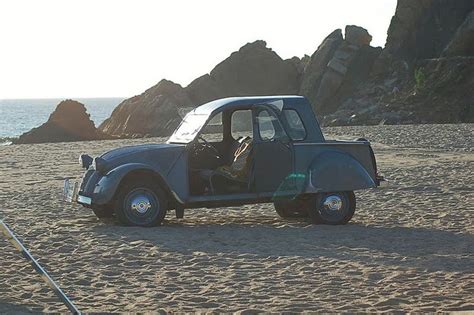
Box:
[14,100,111,144]
[101,0,473,138]
[322,0,474,126]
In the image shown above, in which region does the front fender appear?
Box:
[92,163,170,206]
[306,151,376,193]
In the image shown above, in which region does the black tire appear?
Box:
[274,198,309,218]
[92,205,114,218]
[114,179,167,227]
[309,191,356,225]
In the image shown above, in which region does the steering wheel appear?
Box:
[197,135,221,157]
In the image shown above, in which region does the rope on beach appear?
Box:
[0,219,81,314]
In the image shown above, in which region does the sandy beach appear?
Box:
[0,123,473,313]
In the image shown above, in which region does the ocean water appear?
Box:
[0,98,124,145]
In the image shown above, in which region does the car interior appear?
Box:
[188,109,255,196]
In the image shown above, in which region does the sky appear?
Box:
[0,0,397,99]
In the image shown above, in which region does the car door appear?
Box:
[252,105,295,193]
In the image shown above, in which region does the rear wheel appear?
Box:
[309,191,356,225]
[274,198,309,218]
[114,179,167,227]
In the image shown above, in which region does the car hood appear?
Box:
[98,143,186,173]
[100,143,183,160]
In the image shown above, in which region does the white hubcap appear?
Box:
[131,196,152,214]
[323,195,343,211]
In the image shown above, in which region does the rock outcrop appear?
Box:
[321,56,474,126]
[300,26,381,115]
[299,30,344,111]
[345,25,372,46]
[100,79,192,137]
[100,41,301,137]
[186,40,300,105]
[15,100,110,144]
[384,0,474,61]
[321,0,474,126]
[395,57,474,123]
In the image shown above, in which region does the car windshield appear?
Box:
[167,111,210,143]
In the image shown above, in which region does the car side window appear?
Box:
[282,109,306,141]
[231,110,253,140]
[199,112,223,142]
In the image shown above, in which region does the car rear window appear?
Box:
[282,109,306,141]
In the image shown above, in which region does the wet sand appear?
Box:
[0,124,473,313]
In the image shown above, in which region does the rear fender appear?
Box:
[306,151,376,193]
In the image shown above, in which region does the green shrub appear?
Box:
[414,68,426,92]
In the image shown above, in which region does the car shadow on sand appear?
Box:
[92,218,474,273]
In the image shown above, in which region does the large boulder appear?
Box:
[300,27,381,115]
[317,44,382,114]
[299,29,344,109]
[185,40,300,106]
[99,79,192,137]
[345,25,372,46]
[185,74,226,105]
[209,40,300,96]
[14,100,110,144]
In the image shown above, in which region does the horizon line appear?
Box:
[0,96,129,101]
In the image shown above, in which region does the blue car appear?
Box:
[64,96,383,226]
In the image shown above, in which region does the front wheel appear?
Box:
[309,191,356,225]
[114,180,167,227]
[92,205,114,219]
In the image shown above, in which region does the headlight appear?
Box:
[79,154,93,169]
[93,184,102,194]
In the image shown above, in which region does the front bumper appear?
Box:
[63,179,92,205]
[375,174,390,188]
